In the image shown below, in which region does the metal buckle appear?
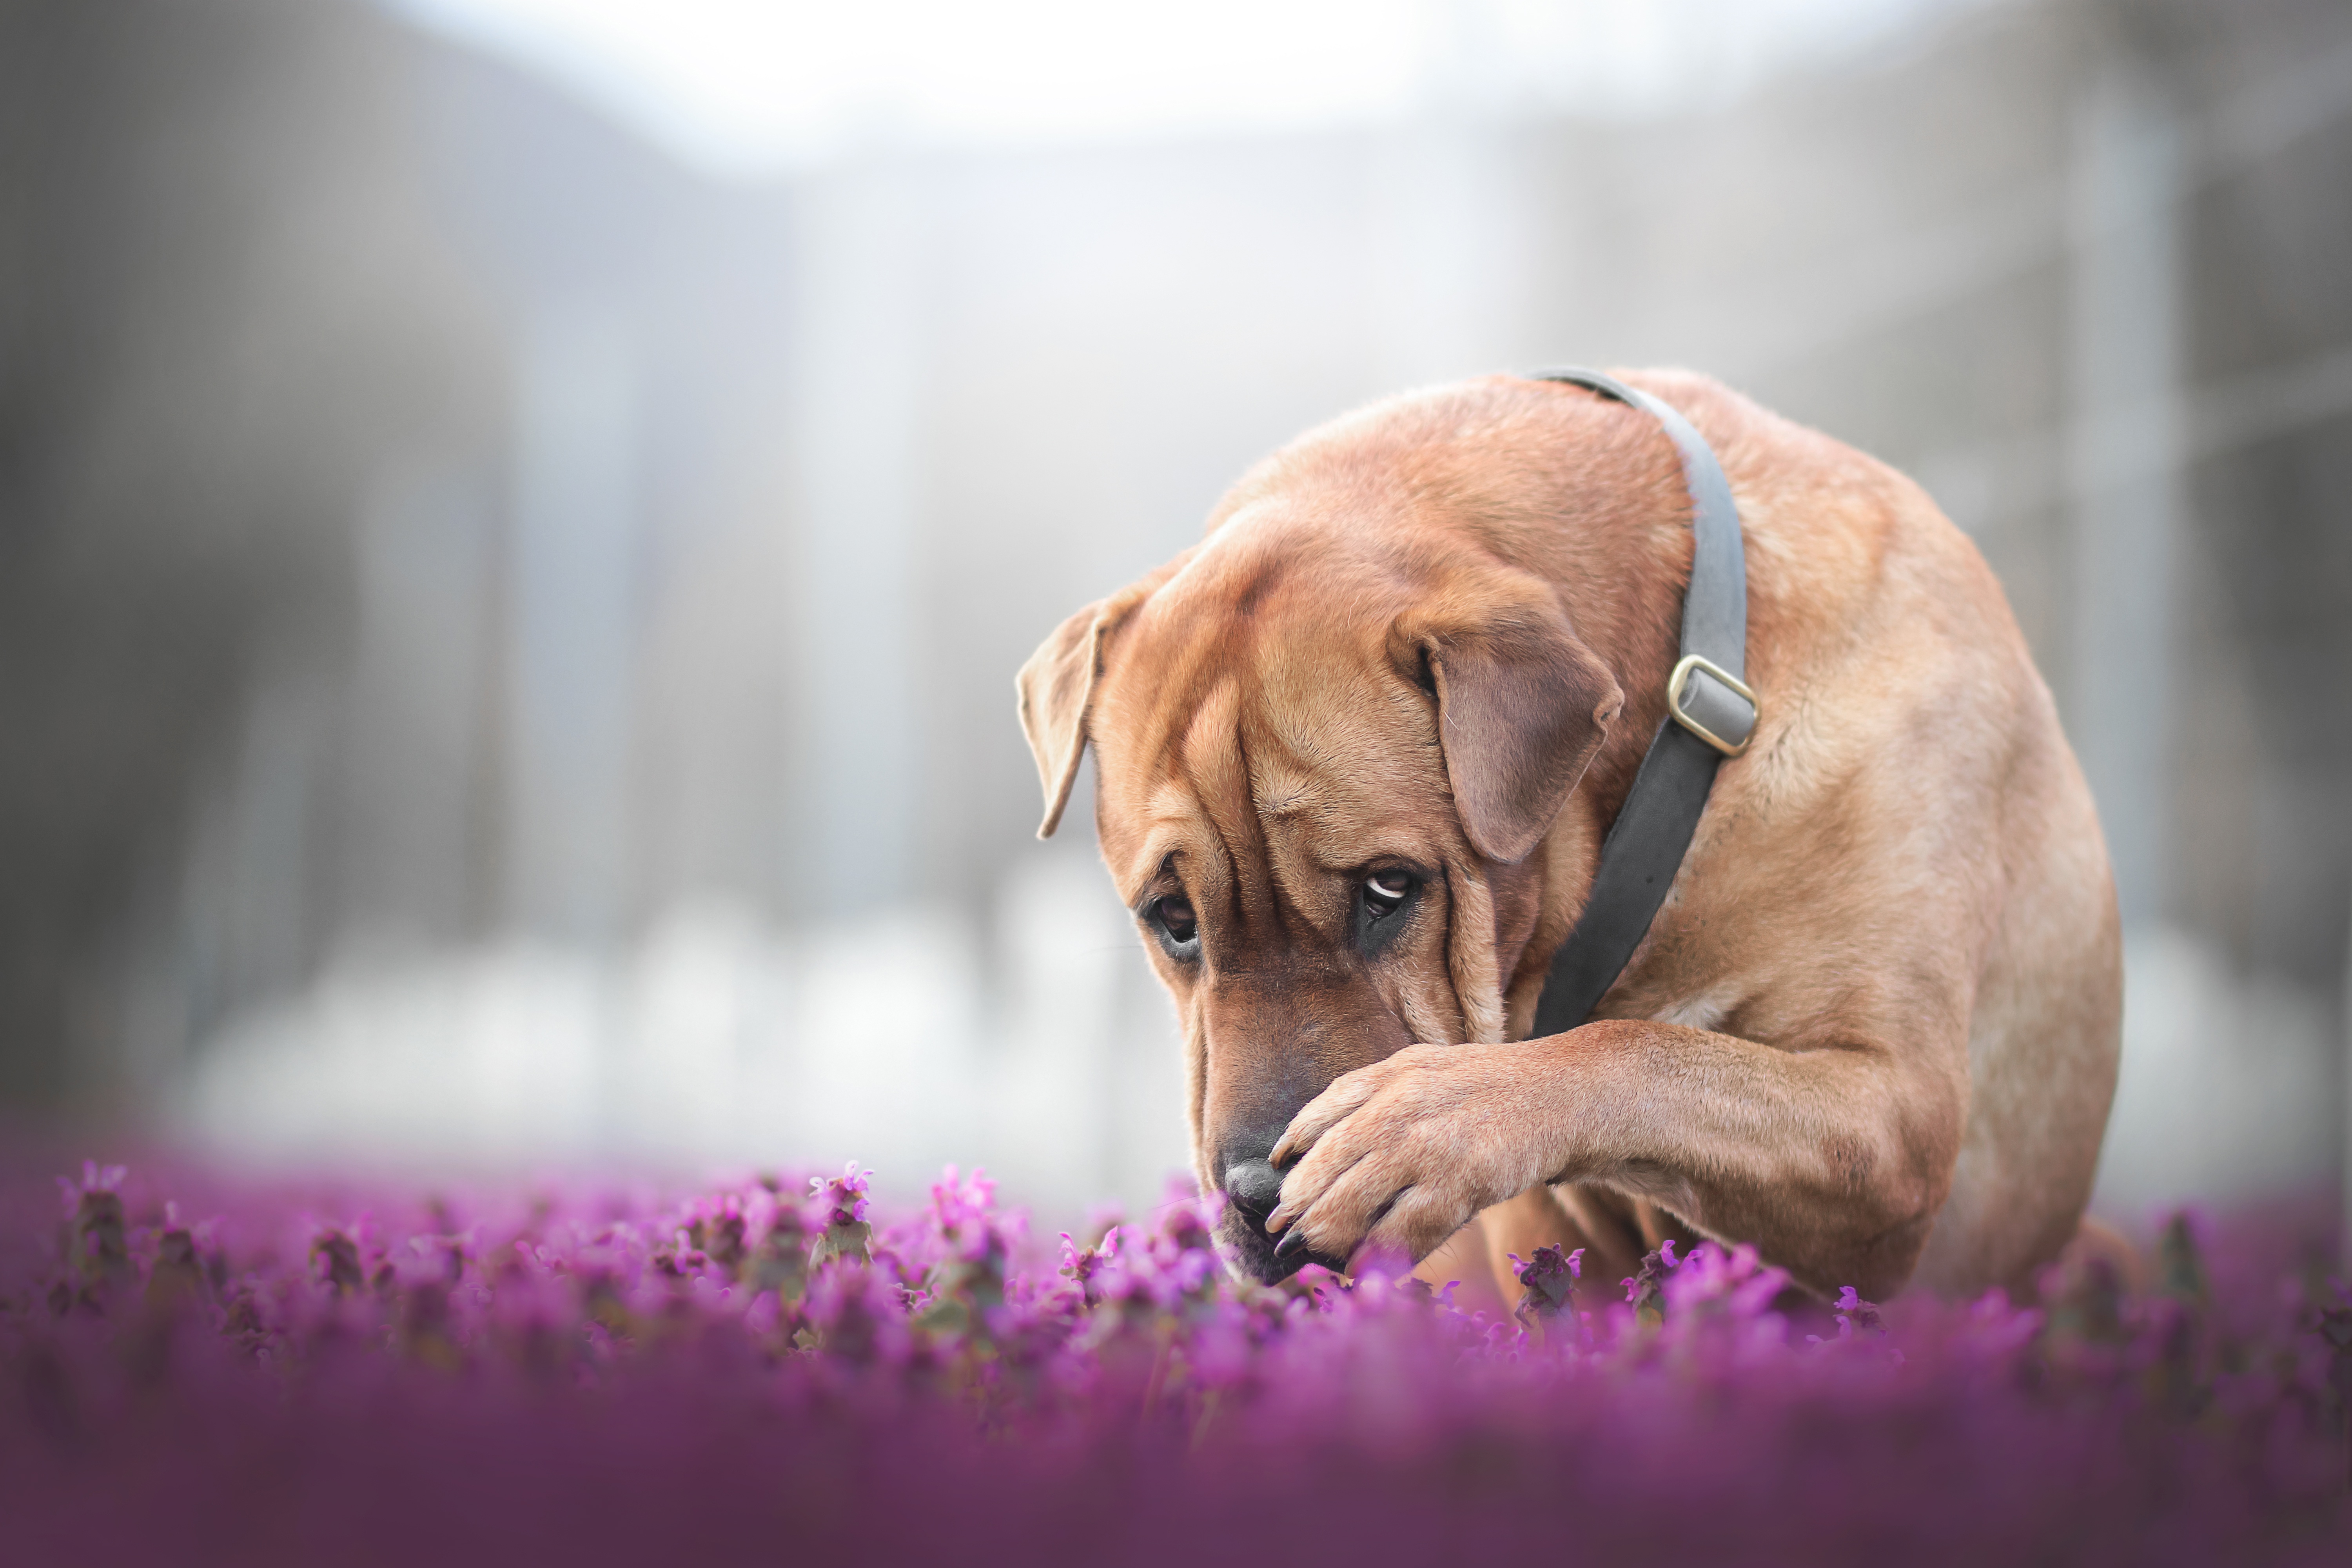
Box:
[1666,653,1757,757]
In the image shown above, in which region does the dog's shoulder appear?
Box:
[1617,368,2019,670]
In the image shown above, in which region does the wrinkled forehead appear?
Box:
[1089,557,1457,900]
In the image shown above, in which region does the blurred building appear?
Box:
[0,0,2345,1222]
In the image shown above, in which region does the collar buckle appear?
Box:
[1667,653,1758,757]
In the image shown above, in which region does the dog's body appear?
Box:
[1019,371,2120,1303]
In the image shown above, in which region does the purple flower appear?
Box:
[1623,1241,1682,1328]
[1512,1244,1581,1325]
[8,1167,2347,1564]
[1834,1285,1886,1338]
[808,1163,875,1268]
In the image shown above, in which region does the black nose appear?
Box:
[1223,1159,1283,1222]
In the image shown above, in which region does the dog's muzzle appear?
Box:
[1223,1159,1282,1223]
[1218,1157,1340,1283]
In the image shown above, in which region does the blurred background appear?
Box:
[0,0,2345,1229]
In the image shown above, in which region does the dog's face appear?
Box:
[1019,484,1623,1281]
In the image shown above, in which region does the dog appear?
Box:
[1016,370,2120,1305]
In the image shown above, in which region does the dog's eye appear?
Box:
[1151,895,1200,955]
[1363,874,1413,920]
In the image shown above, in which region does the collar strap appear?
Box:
[1525,369,1758,1037]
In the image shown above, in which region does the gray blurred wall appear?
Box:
[0,0,2346,1213]
[0,0,507,1102]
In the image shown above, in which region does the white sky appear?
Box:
[381,0,1995,180]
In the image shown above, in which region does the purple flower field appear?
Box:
[4,1157,2349,1566]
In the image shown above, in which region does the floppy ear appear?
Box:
[1409,601,1624,864]
[1016,603,1107,838]
[1016,581,1156,839]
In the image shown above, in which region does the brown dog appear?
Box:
[1016,371,2119,1304]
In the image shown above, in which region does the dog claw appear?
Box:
[1272,1230,1310,1264]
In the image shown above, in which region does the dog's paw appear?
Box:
[1265,1042,1564,1272]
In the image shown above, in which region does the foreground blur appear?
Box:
[4,1158,2348,1564]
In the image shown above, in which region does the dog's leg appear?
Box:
[1474,1188,1577,1310]
[1567,1185,1673,1287]
[1267,1016,1968,1301]
[1403,1189,1644,1320]
[2028,1214,2144,1301]
[1468,1185,1650,1314]
[1411,1213,1510,1318]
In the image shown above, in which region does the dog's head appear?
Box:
[1016,388,1637,1280]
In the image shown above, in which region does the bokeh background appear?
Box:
[1,0,2346,1232]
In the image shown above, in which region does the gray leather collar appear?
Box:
[1526,369,1757,1037]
